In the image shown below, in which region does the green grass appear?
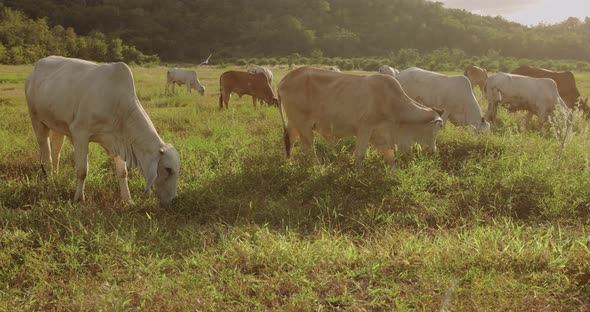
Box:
[1,64,590,310]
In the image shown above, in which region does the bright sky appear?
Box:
[435,0,590,25]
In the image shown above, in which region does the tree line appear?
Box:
[0,4,158,65]
[1,0,589,64]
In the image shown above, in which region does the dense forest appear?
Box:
[0,4,158,64]
[1,0,589,63]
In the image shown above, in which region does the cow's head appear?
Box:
[576,97,590,118]
[417,108,445,153]
[258,78,277,106]
[263,96,279,107]
[192,80,205,96]
[477,116,491,133]
[388,114,443,154]
[144,144,180,206]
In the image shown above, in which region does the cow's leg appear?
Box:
[30,118,52,175]
[252,96,257,108]
[485,100,498,124]
[113,155,131,202]
[354,127,372,169]
[537,110,548,127]
[49,131,65,174]
[285,126,299,158]
[171,82,176,94]
[71,134,89,202]
[381,148,395,167]
[186,81,191,93]
[478,81,486,93]
[223,91,231,109]
[298,125,317,163]
[165,80,170,94]
[525,111,534,127]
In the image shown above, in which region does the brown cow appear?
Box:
[219,71,277,110]
[463,65,488,91]
[247,66,274,107]
[511,65,588,111]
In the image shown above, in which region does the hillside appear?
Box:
[2,0,589,62]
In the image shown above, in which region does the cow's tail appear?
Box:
[165,69,171,93]
[277,90,291,158]
[218,74,223,110]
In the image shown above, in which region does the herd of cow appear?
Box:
[23,56,588,205]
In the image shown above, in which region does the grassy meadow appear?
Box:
[2,63,590,310]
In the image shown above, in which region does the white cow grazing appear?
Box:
[247,66,274,107]
[278,66,444,168]
[26,56,180,205]
[378,65,399,77]
[166,68,205,95]
[485,72,569,126]
[247,66,273,84]
[396,67,490,133]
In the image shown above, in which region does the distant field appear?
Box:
[2,64,590,310]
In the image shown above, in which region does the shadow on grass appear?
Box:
[4,135,590,236]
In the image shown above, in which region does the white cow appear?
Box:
[247,66,273,84]
[247,66,274,107]
[328,66,341,72]
[25,56,180,205]
[378,65,399,77]
[166,68,205,95]
[485,72,569,126]
[396,67,490,132]
[277,66,444,168]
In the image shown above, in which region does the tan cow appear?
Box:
[277,66,444,168]
[219,71,277,109]
[463,65,488,91]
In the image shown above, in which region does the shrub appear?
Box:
[107,38,124,62]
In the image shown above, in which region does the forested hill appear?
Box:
[2,0,590,62]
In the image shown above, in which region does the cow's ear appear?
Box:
[144,156,160,194]
[431,117,443,126]
[144,146,170,193]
